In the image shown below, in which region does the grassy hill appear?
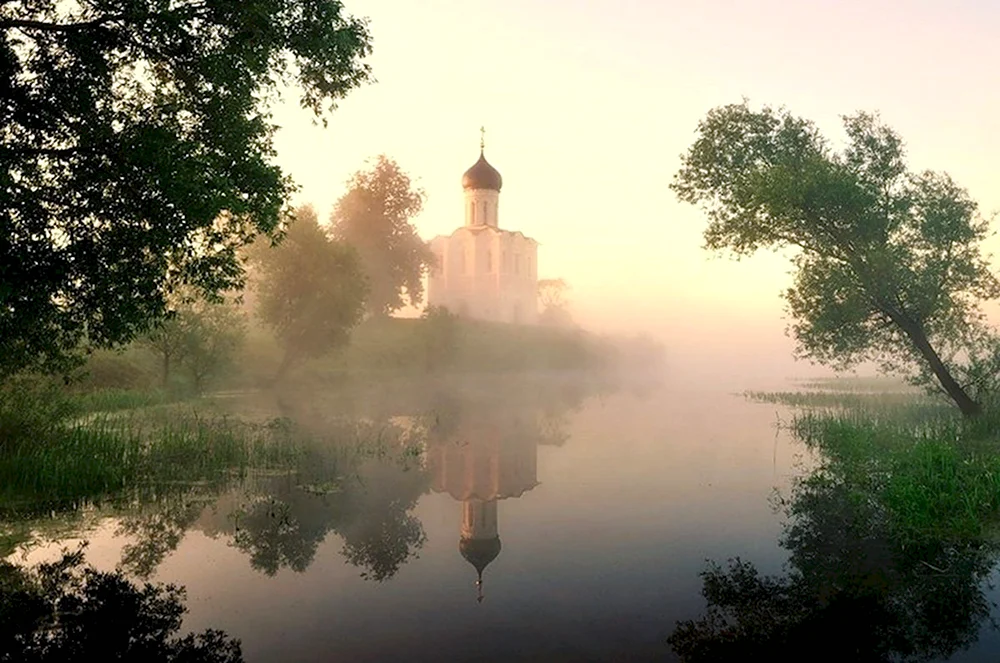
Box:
[68,314,665,394]
[239,316,616,384]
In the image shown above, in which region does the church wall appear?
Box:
[496,234,538,325]
[428,229,537,324]
[427,230,501,319]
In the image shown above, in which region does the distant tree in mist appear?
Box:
[249,205,368,380]
[538,278,574,327]
[330,156,435,317]
[139,294,246,391]
[0,0,372,380]
[673,102,1000,416]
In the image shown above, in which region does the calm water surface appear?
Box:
[8,373,1000,661]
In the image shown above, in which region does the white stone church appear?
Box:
[427,136,538,324]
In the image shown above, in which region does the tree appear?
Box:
[537,278,574,327]
[140,295,246,391]
[182,300,247,391]
[330,155,435,317]
[0,0,373,379]
[0,547,243,662]
[672,103,1000,416]
[249,205,368,380]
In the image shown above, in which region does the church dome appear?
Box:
[460,536,502,577]
[462,151,503,191]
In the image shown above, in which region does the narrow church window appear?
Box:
[514,254,520,275]
[482,200,488,224]
[487,250,493,272]
[470,201,475,224]
[502,250,507,273]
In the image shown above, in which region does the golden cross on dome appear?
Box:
[480,126,486,151]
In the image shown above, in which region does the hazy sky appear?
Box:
[269,0,1000,378]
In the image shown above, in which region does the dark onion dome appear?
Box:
[460,536,502,578]
[461,150,503,191]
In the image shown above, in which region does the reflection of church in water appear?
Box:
[426,414,539,601]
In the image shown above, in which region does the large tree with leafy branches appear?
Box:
[249,205,368,380]
[673,102,1000,416]
[0,0,373,379]
[330,155,435,317]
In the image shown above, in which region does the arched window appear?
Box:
[482,200,488,225]
[470,201,475,224]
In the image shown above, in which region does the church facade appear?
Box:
[426,138,538,324]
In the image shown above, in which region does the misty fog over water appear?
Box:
[4,372,793,659]
[2,369,993,662]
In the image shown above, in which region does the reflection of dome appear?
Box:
[461,151,503,191]
[460,536,502,577]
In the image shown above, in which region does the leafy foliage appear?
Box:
[669,408,1000,662]
[140,294,247,391]
[330,155,435,316]
[0,0,372,378]
[0,547,242,662]
[249,205,368,378]
[673,102,1000,415]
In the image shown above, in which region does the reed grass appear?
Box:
[72,388,175,415]
[745,389,941,411]
[789,405,1000,546]
[789,375,914,392]
[0,406,306,511]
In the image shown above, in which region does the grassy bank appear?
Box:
[670,382,1000,660]
[0,408,304,513]
[792,410,1000,545]
[60,315,654,395]
[0,315,652,516]
[751,379,1000,546]
[236,316,631,384]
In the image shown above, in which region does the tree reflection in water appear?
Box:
[0,546,242,662]
[225,434,429,580]
[0,374,627,660]
[669,448,999,662]
[186,417,430,580]
[96,376,600,583]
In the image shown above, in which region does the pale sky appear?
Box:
[269,0,1000,380]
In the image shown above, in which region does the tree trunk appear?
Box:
[893,314,981,416]
[162,352,170,389]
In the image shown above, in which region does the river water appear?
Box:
[6,372,1000,661]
